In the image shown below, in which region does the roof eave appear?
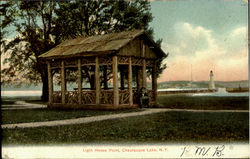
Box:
[39,50,117,60]
[142,32,167,58]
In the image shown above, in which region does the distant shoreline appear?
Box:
[1,88,249,97]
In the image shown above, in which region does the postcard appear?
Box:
[1,0,249,158]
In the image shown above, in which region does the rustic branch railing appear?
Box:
[65,91,78,104]
[81,90,96,104]
[53,91,62,103]
[52,89,138,105]
[50,57,154,69]
[100,90,113,104]
[99,56,112,65]
[118,56,129,64]
[119,90,130,104]
[131,58,143,65]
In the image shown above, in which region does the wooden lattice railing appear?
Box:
[66,91,78,104]
[52,89,139,105]
[53,91,62,103]
[119,90,130,104]
[82,90,96,104]
[52,90,96,104]
[100,90,113,104]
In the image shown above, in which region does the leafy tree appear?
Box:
[54,1,167,89]
[1,1,56,101]
[0,1,15,44]
[1,0,167,101]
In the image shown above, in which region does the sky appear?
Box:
[1,0,248,83]
[149,0,248,82]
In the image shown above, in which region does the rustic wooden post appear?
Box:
[77,59,82,104]
[61,60,66,104]
[152,61,157,105]
[47,61,53,103]
[95,57,100,105]
[128,57,133,106]
[142,43,146,88]
[112,56,119,107]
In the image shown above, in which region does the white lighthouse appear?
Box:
[209,70,215,90]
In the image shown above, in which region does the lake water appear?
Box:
[1,90,42,97]
[158,88,249,97]
[192,88,249,97]
[1,88,249,97]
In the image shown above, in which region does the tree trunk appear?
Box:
[41,72,49,101]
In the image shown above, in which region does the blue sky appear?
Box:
[150,0,248,81]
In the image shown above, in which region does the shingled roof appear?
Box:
[39,30,166,59]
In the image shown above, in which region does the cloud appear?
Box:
[158,22,248,82]
[224,26,248,57]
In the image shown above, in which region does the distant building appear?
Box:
[209,70,215,90]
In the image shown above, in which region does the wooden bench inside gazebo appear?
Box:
[39,30,166,109]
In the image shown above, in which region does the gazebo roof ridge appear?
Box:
[39,29,166,59]
[59,29,144,46]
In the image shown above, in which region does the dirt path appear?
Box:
[2,108,248,129]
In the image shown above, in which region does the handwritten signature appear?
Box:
[180,145,225,157]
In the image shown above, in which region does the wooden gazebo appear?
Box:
[39,30,166,109]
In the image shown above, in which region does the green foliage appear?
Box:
[1,1,167,100]
[1,1,56,86]
[54,1,153,40]
[0,1,16,45]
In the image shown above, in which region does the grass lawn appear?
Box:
[1,108,142,124]
[2,111,249,145]
[158,95,249,110]
[1,96,142,124]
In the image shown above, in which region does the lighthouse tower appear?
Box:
[209,70,215,90]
